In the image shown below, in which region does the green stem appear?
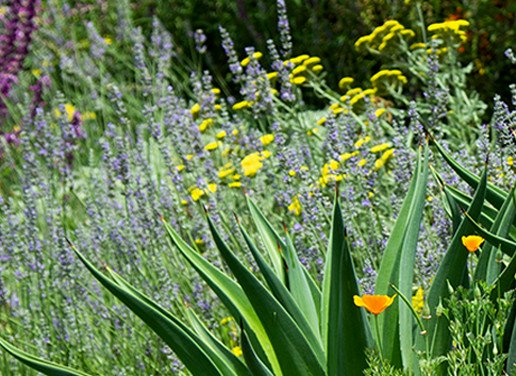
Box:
[374,314,384,360]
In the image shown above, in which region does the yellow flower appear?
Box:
[104,37,113,45]
[412,287,424,314]
[216,131,227,139]
[303,56,321,66]
[190,188,205,201]
[231,346,243,357]
[291,76,306,85]
[261,150,272,159]
[354,136,371,148]
[204,141,220,151]
[232,101,251,110]
[240,52,263,67]
[292,65,307,76]
[507,156,513,166]
[288,169,297,177]
[353,294,396,315]
[266,72,279,80]
[231,174,241,180]
[410,42,427,50]
[338,77,354,89]
[374,108,386,118]
[211,88,221,95]
[461,235,484,252]
[288,196,302,216]
[207,184,217,193]
[186,154,194,161]
[31,68,42,78]
[370,143,392,153]
[218,167,235,179]
[190,103,201,117]
[214,104,222,111]
[340,151,359,161]
[241,152,264,177]
[232,129,239,136]
[228,182,242,188]
[260,134,275,146]
[312,64,324,73]
[199,118,214,132]
[176,164,185,172]
[180,199,188,206]
[317,117,327,126]
[358,158,367,167]
[220,316,233,325]
[381,148,395,160]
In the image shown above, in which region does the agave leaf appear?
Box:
[375,148,423,367]
[241,327,274,376]
[70,244,223,376]
[0,336,91,376]
[507,306,516,375]
[397,145,429,372]
[282,230,321,341]
[419,168,488,373]
[247,197,286,283]
[109,272,250,376]
[162,220,282,375]
[238,222,323,353]
[206,215,325,376]
[431,137,507,209]
[321,194,372,376]
[186,310,252,376]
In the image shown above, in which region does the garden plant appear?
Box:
[0,0,515,375]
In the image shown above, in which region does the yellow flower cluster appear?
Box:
[412,287,425,314]
[370,69,407,92]
[319,159,344,186]
[241,151,271,177]
[190,183,217,202]
[288,196,302,216]
[355,20,415,53]
[427,19,469,44]
[240,51,263,67]
[284,54,324,85]
[373,148,395,170]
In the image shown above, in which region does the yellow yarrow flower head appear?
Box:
[204,141,221,151]
[260,134,275,146]
[241,152,264,177]
[232,101,252,111]
[190,103,201,118]
[190,188,205,201]
[288,196,302,216]
[461,235,484,252]
[338,77,354,90]
[198,118,214,132]
[216,130,227,139]
[412,287,425,314]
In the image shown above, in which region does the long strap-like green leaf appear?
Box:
[207,215,325,376]
[71,245,223,376]
[0,336,91,376]
[321,194,373,376]
[162,220,282,375]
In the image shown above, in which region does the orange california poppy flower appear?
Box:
[461,235,484,253]
[353,294,396,315]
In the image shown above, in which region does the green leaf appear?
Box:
[418,168,488,374]
[375,146,427,369]
[247,197,286,283]
[321,194,372,376]
[162,220,282,375]
[206,215,325,376]
[241,328,274,376]
[238,222,323,355]
[0,337,91,376]
[70,244,223,376]
[186,309,252,376]
[397,145,429,372]
[431,137,507,209]
[282,230,321,342]
[464,211,516,257]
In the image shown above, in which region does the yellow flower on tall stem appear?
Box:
[353,294,396,315]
